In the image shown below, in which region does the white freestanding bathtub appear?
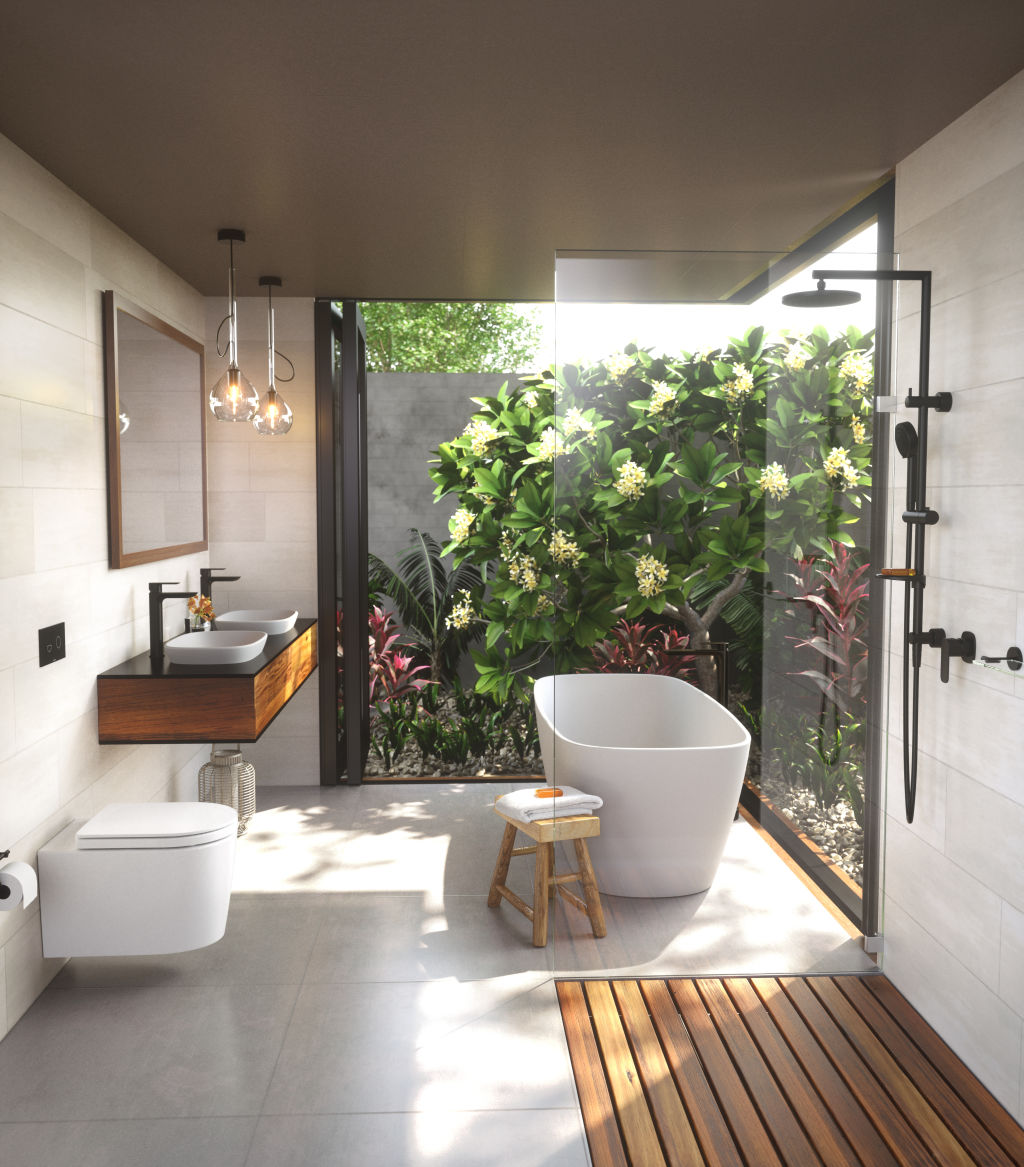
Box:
[534,673,751,897]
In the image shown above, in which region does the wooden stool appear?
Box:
[487,807,607,947]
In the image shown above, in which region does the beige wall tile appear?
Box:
[3,915,64,1032]
[32,486,107,573]
[264,492,316,544]
[0,734,62,845]
[886,817,1003,988]
[0,212,88,336]
[0,487,35,579]
[0,669,14,765]
[882,898,1024,1116]
[208,491,267,543]
[946,774,1024,913]
[0,565,94,669]
[0,137,92,266]
[1001,901,1024,1019]
[0,396,21,486]
[896,68,1024,236]
[20,402,105,491]
[0,307,92,414]
[883,747,947,854]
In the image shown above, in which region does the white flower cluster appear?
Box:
[604,353,634,381]
[548,529,582,566]
[563,407,595,440]
[507,552,539,592]
[635,553,669,598]
[648,381,675,415]
[445,589,476,630]
[783,344,807,371]
[824,446,859,488]
[462,417,499,456]
[851,417,867,445]
[839,350,873,395]
[614,459,647,500]
[537,427,566,461]
[722,363,754,404]
[758,462,791,501]
[450,508,475,543]
[522,389,539,408]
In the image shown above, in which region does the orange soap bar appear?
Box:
[535,787,564,798]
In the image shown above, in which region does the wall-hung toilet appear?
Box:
[39,802,237,958]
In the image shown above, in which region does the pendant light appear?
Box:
[252,275,294,436]
[209,228,259,421]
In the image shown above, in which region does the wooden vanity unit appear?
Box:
[97,619,317,743]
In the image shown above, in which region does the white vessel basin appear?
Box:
[165,630,268,665]
[215,608,299,635]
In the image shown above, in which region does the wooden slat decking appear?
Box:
[557,975,1024,1167]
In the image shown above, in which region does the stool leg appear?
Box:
[532,841,553,947]
[573,838,607,939]
[488,822,518,908]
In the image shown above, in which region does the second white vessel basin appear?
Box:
[165,630,268,665]
[216,609,299,635]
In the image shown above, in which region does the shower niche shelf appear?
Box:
[97,618,317,743]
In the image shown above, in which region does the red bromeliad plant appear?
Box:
[788,541,870,718]
[586,618,697,682]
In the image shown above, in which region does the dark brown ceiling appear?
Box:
[3,1,1023,300]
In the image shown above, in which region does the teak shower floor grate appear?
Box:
[557,974,1024,1166]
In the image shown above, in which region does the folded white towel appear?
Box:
[495,785,603,824]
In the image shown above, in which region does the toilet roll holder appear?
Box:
[0,849,10,899]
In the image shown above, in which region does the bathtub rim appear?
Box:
[535,673,751,754]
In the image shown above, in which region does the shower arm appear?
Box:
[811,269,953,824]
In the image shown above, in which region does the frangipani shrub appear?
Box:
[429,325,873,699]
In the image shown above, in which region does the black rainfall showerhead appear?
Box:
[782,278,862,308]
[894,421,918,459]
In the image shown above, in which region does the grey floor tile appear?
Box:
[0,1117,256,1167]
[0,984,299,1121]
[52,893,329,988]
[262,978,575,1116]
[547,820,873,978]
[303,892,554,983]
[246,1110,590,1166]
[327,782,523,896]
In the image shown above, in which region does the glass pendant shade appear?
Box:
[253,385,293,435]
[210,228,258,422]
[253,275,294,436]
[209,362,259,421]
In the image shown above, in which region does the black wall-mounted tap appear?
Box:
[928,628,976,684]
[149,581,195,662]
[199,567,241,608]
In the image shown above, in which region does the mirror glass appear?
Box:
[103,291,208,567]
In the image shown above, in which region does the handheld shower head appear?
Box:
[894,421,918,460]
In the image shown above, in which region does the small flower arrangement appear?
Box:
[188,593,215,630]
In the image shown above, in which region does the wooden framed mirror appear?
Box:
[103,291,208,568]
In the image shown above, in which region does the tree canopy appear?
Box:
[360,301,542,373]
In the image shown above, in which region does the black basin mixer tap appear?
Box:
[149,581,196,662]
[199,567,241,609]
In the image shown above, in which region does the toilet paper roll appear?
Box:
[0,860,38,910]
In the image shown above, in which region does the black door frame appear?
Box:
[315,298,369,785]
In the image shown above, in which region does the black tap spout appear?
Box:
[199,567,241,607]
[149,581,195,662]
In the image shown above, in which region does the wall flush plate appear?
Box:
[39,622,66,667]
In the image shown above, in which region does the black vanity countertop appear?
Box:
[98,618,318,680]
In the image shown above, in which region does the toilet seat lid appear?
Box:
[76,802,238,849]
